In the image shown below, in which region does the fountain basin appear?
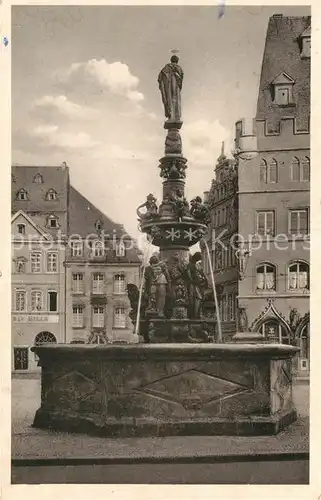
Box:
[31,343,299,437]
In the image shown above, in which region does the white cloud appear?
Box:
[31,124,99,149]
[182,119,230,167]
[34,95,98,120]
[63,59,144,103]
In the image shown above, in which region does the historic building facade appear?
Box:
[11,165,69,372]
[11,165,142,372]
[204,14,310,376]
[65,187,141,345]
[11,210,66,372]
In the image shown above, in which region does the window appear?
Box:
[47,215,59,228]
[288,262,309,290]
[48,291,58,312]
[31,291,43,312]
[302,157,310,181]
[35,331,57,345]
[72,305,84,328]
[31,252,41,273]
[47,252,58,273]
[92,273,104,294]
[92,241,104,258]
[299,323,309,362]
[291,157,310,182]
[256,263,276,290]
[16,189,28,201]
[93,306,105,327]
[289,209,308,235]
[268,159,278,183]
[114,307,126,328]
[291,157,300,181]
[12,174,16,183]
[15,290,26,312]
[14,347,29,370]
[72,273,84,294]
[260,159,277,183]
[46,189,57,201]
[256,211,275,236]
[33,173,43,184]
[227,294,235,321]
[271,72,294,107]
[114,274,126,294]
[300,27,311,58]
[71,241,83,257]
[260,159,267,183]
[95,220,102,231]
[17,224,25,235]
[115,241,125,257]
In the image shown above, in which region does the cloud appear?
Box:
[31,124,99,149]
[62,59,144,103]
[34,95,98,120]
[182,119,230,167]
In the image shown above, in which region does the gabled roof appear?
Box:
[271,72,295,85]
[68,186,141,264]
[12,165,69,213]
[256,15,311,120]
[11,210,50,240]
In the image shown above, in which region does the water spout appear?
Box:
[202,238,223,342]
[134,236,154,337]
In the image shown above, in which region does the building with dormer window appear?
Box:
[65,187,141,344]
[204,14,310,378]
[11,210,66,373]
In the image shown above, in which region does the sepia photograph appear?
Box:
[8,4,311,486]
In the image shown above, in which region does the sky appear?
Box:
[12,5,310,244]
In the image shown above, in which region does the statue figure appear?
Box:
[235,243,250,275]
[126,283,147,323]
[187,252,208,318]
[190,196,210,224]
[238,307,248,332]
[136,194,158,221]
[169,252,189,316]
[165,128,182,155]
[158,55,184,122]
[289,308,300,332]
[144,254,171,317]
[16,258,26,273]
[170,188,190,221]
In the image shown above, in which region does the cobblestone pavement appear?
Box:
[11,376,309,460]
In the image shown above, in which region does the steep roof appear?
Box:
[11,165,69,213]
[68,186,141,264]
[256,14,311,120]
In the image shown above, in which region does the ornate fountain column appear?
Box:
[134,56,214,341]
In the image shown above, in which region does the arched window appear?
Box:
[268,159,278,183]
[115,240,126,257]
[256,263,276,290]
[299,323,309,361]
[95,220,102,231]
[33,173,43,184]
[291,157,300,181]
[34,331,57,345]
[16,189,28,201]
[288,261,309,290]
[302,156,310,181]
[260,159,267,183]
[114,273,126,294]
[92,240,104,257]
[46,189,57,201]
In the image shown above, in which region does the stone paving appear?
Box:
[11,376,309,460]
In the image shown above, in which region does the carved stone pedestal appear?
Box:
[32,343,299,438]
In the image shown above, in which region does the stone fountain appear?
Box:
[32,56,299,437]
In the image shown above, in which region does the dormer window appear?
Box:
[115,240,126,257]
[12,174,16,183]
[300,26,311,58]
[33,173,43,184]
[95,220,103,231]
[46,214,59,229]
[17,223,25,235]
[271,72,295,107]
[46,189,57,201]
[16,189,28,201]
